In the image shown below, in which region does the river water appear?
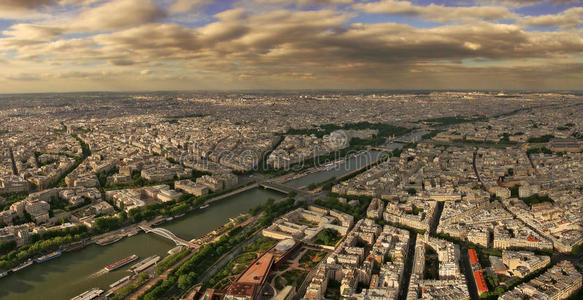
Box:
[284,150,386,188]
[0,188,283,300]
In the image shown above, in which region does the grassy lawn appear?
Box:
[312,229,342,247]
[244,237,277,253]
[234,252,257,264]
[281,269,308,287]
[296,217,319,226]
[299,249,326,269]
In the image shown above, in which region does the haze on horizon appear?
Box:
[0,0,582,93]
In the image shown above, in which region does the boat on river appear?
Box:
[71,288,103,300]
[96,234,124,246]
[34,251,62,263]
[104,255,138,272]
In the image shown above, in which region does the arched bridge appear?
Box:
[139,225,198,248]
[260,181,313,200]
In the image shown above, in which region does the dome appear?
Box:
[274,238,296,252]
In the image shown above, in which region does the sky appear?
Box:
[0,0,581,93]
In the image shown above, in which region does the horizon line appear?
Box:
[1,88,582,96]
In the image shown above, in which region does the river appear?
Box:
[0,188,283,300]
[284,150,386,188]
[284,129,428,189]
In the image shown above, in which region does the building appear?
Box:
[224,253,275,300]
[549,138,583,153]
[175,179,209,196]
[0,176,29,194]
[468,249,488,296]
[366,198,384,219]
[262,207,352,242]
[304,220,409,300]
[501,250,550,278]
[499,260,582,300]
[196,175,225,192]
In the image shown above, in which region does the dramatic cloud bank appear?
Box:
[0,0,581,92]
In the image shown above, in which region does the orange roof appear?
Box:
[474,270,489,293]
[468,249,479,265]
[226,253,275,299]
[527,235,539,242]
[237,253,274,285]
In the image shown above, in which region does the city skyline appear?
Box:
[0,0,582,93]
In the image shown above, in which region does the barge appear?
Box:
[104,255,138,272]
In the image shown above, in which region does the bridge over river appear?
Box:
[259,181,313,200]
[139,225,199,248]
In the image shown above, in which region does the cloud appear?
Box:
[522,7,583,28]
[353,0,516,23]
[1,0,166,46]
[488,0,579,7]
[0,0,54,19]
[94,23,200,53]
[0,0,94,10]
[7,8,583,73]
[169,0,212,14]
[0,0,97,19]
[76,8,581,88]
[0,0,56,10]
[1,1,583,91]
[69,0,166,32]
[253,0,353,6]
[4,72,43,81]
[109,59,136,66]
[2,23,63,41]
[0,24,65,47]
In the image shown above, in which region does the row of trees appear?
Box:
[527,134,555,143]
[0,192,28,211]
[0,241,17,256]
[155,249,191,275]
[0,226,90,270]
[316,193,372,218]
[422,115,487,127]
[111,273,150,300]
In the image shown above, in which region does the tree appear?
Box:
[119,210,128,221]
[93,216,121,233]
[314,229,341,246]
[0,241,17,255]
